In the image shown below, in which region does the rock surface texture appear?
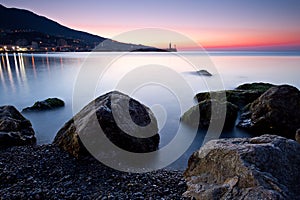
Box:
[0,105,36,146]
[181,100,238,129]
[22,98,65,112]
[53,91,159,158]
[183,134,300,200]
[237,85,300,138]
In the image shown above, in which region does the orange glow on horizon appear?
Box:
[69,23,300,51]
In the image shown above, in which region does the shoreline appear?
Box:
[0,144,187,199]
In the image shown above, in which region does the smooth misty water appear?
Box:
[1,52,299,169]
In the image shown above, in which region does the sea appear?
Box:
[0,51,299,170]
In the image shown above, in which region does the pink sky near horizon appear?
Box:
[1,0,300,50]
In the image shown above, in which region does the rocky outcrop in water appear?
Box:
[0,105,36,146]
[181,83,276,131]
[181,100,238,129]
[195,82,275,108]
[237,85,300,138]
[196,70,212,76]
[53,91,160,158]
[22,98,65,112]
[183,134,300,200]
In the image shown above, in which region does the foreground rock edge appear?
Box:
[183,134,300,200]
[0,105,36,146]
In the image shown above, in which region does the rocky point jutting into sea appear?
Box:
[0,83,300,199]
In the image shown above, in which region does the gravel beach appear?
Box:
[0,145,187,199]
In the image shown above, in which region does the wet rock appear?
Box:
[195,83,275,108]
[0,105,36,146]
[196,70,212,76]
[53,91,159,158]
[235,82,275,93]
[181,100,238,130]
[237,85,300,138]
[184,134,300,200]
[22,98,64,112]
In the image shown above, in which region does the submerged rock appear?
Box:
[184,134,300,199]
[53,91,159,158]
[181,100,238,130]
[196,70,212,76]
[237,85,300,138]
[0,105,36,146]
[22,98,64,112]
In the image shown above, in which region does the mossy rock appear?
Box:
[236,82,275,93]
[195,82,276,108]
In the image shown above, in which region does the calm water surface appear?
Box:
[1,52,299,169]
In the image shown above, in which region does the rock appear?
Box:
[22,98,64,112]
[53,91,159,158]
[0,105,36,146]
[295,129,300,143]
[196,70,212,76]
[195,83,275,108]
[235,82,275,93]
[237,85,300,138]
[181,100,238,129]
[183,134,300,200]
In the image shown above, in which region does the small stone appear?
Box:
[133,192,143,197]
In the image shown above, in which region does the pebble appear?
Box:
[0,145,188,199]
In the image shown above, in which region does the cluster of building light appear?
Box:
[0,45,28,52]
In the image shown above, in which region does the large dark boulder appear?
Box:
[237,85,300,138]
[195,83,275,108]
[53,91,159,158]
[22,98,64,112]
[181,100,238,130]
[184,134,300,199]
[0,105,36,146]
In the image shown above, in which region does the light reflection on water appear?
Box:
[0,52,299,169]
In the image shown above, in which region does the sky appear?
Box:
[1,0,300,50]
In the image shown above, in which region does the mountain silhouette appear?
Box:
[0,4,105,45]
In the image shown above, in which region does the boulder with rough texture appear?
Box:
[181,100,238,130]
[237,85,300,138]
[0,105,36,146]
[22,98,64,112]
[184,134,300,200]
[53,91,159,158]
